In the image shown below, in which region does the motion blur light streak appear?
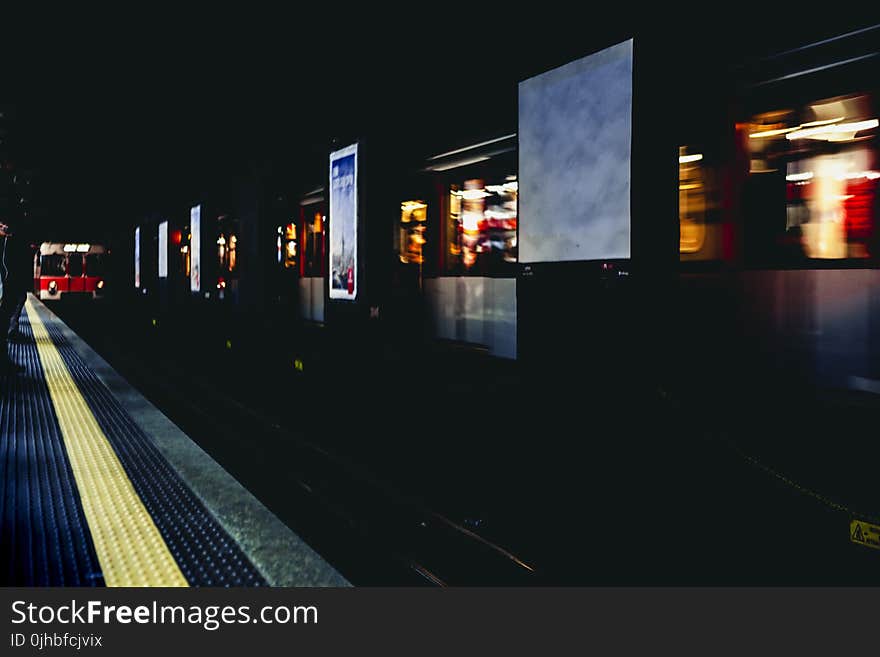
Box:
[786,118,879,140]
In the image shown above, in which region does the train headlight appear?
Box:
[96,280,104,290]
[48,280,57,294]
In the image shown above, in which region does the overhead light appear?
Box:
[427,134,516,161]
[679,154,703,164]
[799,117,844,128]
[76,243,90,252]
[63,244,77,252]
[786,172,814,182]
[426,155,491,172]
[786,118,878,140]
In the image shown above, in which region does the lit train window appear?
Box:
[181,227,190,277]
[745,93,879,261]
[281,222,297,269]
[679,144,723,262]
[228,235,237,272]
[301,205,325,277]
[399,200,427,265]
[679,148,706,254]
[445,177,517,274]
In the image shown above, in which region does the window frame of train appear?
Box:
[678,27,880,271]
[421,135,519,278]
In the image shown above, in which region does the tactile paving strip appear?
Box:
[36,303,267,587]
[25,300,189,587]
[0,313,104,586]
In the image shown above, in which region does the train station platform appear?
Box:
[0,294,348,587]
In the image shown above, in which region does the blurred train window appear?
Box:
[180,227,191,277]
[301,205,325,277]
[67,255,83,277]
[278,222,297,270]
[744,92,879,262]
[444,177,517,274]
[228,234,237,272]
[85,253,106,277]
[679,147,723,260]
[398,200,427,265]
[40,254,65,276]
[217,217,240,274]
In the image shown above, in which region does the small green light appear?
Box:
[151,318,157,327]
[226,340,232,349]
[294,358,304,372]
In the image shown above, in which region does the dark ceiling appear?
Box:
[2,11,877,241]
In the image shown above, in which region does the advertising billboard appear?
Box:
[518,38,633,263]
[329,143,358,301]
[190,205,201,293]
[134,226,140,288]
[158,220,168,279]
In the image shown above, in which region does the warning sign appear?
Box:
[850,519,880,550]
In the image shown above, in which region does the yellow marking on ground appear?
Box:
[850,519,880,550]
[25,298,189,586]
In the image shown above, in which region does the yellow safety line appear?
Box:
[25,297,189,587]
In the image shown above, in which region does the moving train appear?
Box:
[118,18,880,583]
[128,21,880,391]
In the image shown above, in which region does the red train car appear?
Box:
[35,242,108,300]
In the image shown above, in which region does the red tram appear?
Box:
[35,242,108,300]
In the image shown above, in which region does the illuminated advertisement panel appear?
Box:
[190,205,201,292]
[519,38,633,262]
[329,143,358,300]
[158,220,168,278]
[134,226,140,288]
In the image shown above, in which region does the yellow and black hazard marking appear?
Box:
[25,299,189,586]
[22,296,268,587]
[850,519,880,550]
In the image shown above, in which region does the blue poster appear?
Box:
[329,143,357,300]
[134,226,140,288]
[190,205,201,293]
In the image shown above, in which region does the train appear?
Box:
[125,21,880,392]
[34,242,109,301]
[109,18,880,583]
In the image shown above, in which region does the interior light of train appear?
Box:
[845,171,880,179]
[800,117,844,127]
[786,118,879,140]
[76,244,90,252]
[749,127,797,139]
[63,244,77,252]
[678,154,703,164]
[786,172,814,181]
[460,189,491,200]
